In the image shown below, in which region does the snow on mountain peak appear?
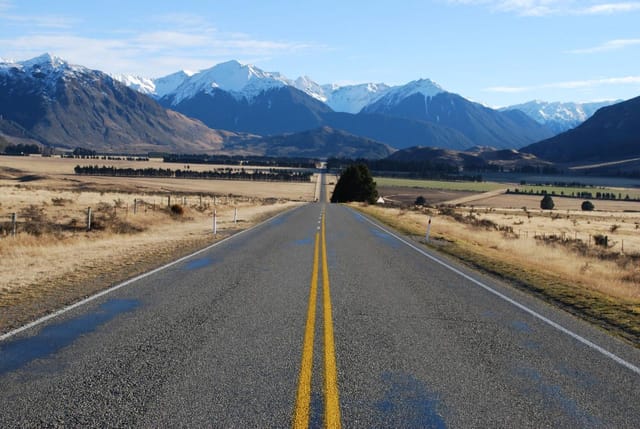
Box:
[324,82,391,113]
[170,60,290,104]
[293,76,327,102]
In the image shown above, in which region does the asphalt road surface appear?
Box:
[1,174,639,428]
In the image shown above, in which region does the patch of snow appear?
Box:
[293,76,327,102]
[503,100,619,126]
[111,74,155,95]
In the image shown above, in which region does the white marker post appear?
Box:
[213,209,218,237]
[234,207,238,224]
[425,217,432,242]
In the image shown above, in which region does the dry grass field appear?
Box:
[0,155,316,333]
[354,195,640,346]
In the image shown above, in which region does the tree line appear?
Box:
[163,154,317,169]
[74,165,313,182]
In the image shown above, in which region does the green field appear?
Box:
[375,177,506,192]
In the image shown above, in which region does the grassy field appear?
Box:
[0,155,317,333]
[374,177,507,192]
[353,201,640,346]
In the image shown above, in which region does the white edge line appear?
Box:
[350,207,640,376]
[0,205,301,343]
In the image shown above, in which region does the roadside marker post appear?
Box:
[234,208,238,224]
[87,207,92,231]
[11,213,16,236]
[425,217,432,242]
[213,209,218,237]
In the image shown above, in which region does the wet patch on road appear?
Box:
[370,229,400,248]
[183,257,220,271]
[511,320,532,334]
[294,237,314,246]
[0,299,140,375]
[515,365,601,427]
[374,371,447,428]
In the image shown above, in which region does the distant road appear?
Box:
[1,174,639,427]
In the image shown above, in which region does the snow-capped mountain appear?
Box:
[503,100,620,133]
[114,61,391,114]
[323,83,391,114]
[362,79,553,149]
[363,78,444,110]
[1,53,90,94]
[293,76,327,102]
[0,54,242,153]
[167,60,292,105]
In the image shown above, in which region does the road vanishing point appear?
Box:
[1,174,639,428]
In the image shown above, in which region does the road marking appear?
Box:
[321,213,342,428]
[293,232,320,429]
[353,208,640,377]
[0,206,300,343]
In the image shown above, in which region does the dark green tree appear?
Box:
[581,200,595,211]
[415,196,426,206]
[331,164,378,204]
[540,194,555,210]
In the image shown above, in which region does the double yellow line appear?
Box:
[293,212,341,429]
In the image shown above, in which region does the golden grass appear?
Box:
[0,159,313,333]
[353,203,640,346]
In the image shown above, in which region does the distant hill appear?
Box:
[225,126,394,159]
[387,145,552,171]
[522,96,640,163]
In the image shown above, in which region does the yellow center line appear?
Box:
[293,211,342,429]
[322,213,342,429]
[293,231,320,429]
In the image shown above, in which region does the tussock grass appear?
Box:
[354,203,640,346]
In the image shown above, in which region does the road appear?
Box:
[1,174,639,428]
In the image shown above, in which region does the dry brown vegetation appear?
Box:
[0,155,315,333]
[354,196,640,346]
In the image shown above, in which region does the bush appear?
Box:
[540,194,555,210]
[170,204,184,216]
[581,200,595,211]
[330,164,378,204]
[415,196,426,206]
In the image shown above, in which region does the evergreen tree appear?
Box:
[581,200,595,211]
[331,164,378,204]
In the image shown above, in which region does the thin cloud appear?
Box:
[580,2,640,14]
[0,26,324,77]
[446,0,640,16]
[485,76,640,92]
[569,38,640,54]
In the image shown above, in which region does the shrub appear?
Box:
[415,196,426,206]
[540,194,555,210]
[170,204,184,216]
[593,234,608,247]
[581,200,595,211]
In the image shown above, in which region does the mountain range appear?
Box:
[0,54,634,162]
[522,95,640,164]
[501,100,619,134]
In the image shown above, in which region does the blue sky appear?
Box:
[0,0,639,107]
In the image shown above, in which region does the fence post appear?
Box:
[168,195,171,207]
[133,198,137,214]
[87,207,92,231]
[425,217,432,242]
[11,213,17,236]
